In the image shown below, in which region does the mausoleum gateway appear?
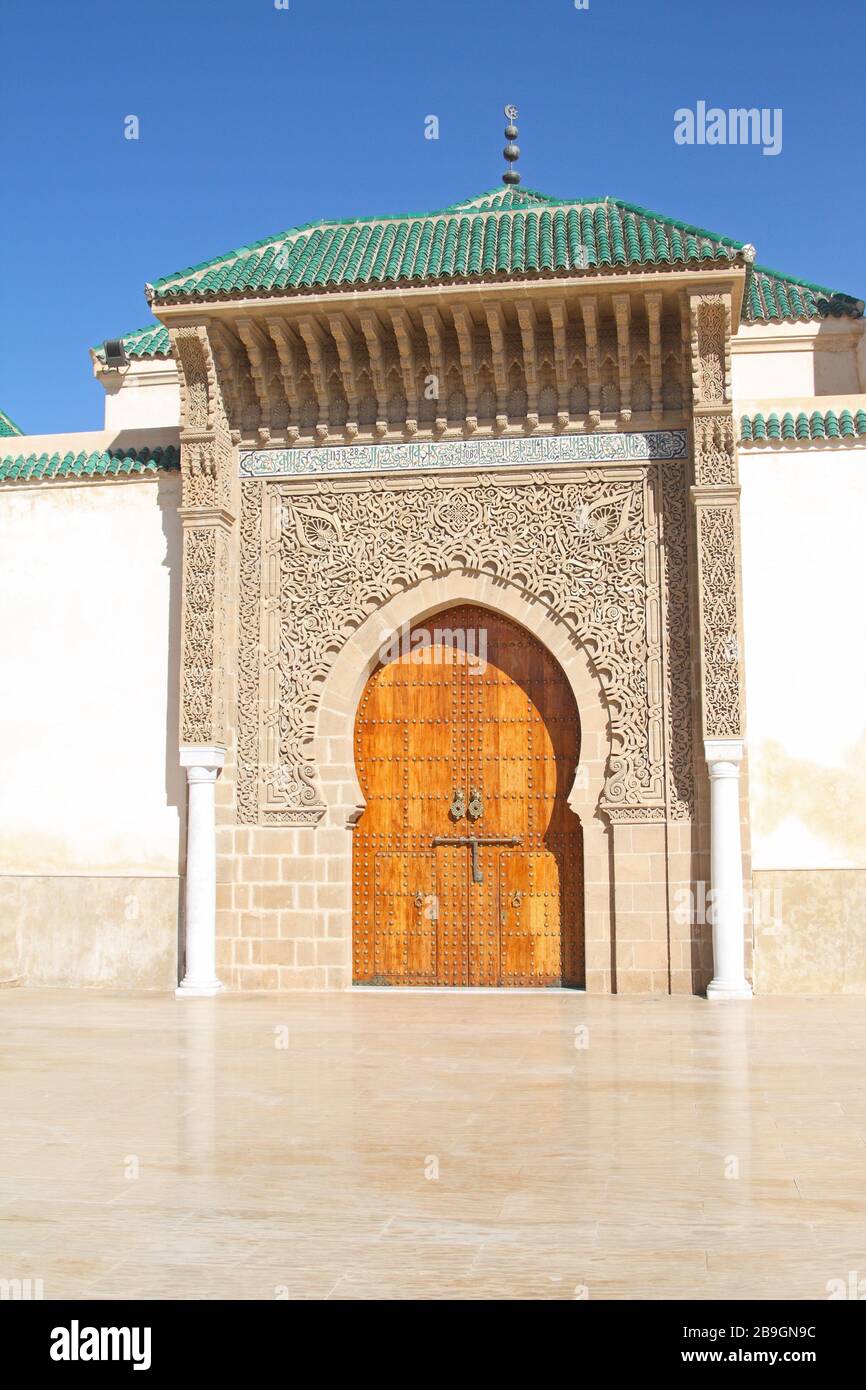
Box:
[1,168,864,997]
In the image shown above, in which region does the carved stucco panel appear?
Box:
[236,466,697,825]
[173,323,238,750]
[659,459,695,819]
[693,412,737,487]
[695,503,742,739]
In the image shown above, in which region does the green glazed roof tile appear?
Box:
[92,323,171,361]
[739,407,866,444]
[744,266,861,323]
[0,445,180,483]
[95,188,862,358]
[0,408,23,437]
[145,189,748,304]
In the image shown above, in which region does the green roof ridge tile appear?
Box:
[0,408,24,436]
[0,444,180,484]
[741,405,866,445]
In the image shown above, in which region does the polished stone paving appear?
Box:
[1,989,865,1300]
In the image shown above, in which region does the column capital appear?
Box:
[180,745,226,771]
[704,738,744,768]
[178,505,236,529]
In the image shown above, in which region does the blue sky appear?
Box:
[2,0,863,434]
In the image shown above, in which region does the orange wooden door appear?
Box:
[352,606,583,987]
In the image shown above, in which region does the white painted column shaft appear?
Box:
[176,746,225,998]
[705,739,752,1000]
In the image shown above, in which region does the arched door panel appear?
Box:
[353,605,583,987]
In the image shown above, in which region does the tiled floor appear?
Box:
[1,988,865,1300]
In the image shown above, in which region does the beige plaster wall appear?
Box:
[0,472,184,986]
[99,358,181,433]
[740,447,866,991]
[732,320,865,400]
[753,869,866,994]
[5,874,180,990]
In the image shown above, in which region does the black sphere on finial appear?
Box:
[502,104,521,187]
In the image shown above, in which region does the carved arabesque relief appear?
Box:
[659,460,695,819]
[235,465,696,825]
[696,505,742,738]
[690,294,731,407]
[693,412,736,486]
[686,290,745,742]
[171,324,237,748]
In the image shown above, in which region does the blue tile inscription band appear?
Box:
[239,430,688,479]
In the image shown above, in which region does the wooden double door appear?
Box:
[352,605,583,987]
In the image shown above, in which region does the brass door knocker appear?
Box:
[467,787,483,821]
[449,788,466,820]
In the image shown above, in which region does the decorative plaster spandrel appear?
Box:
[236,466,698,825]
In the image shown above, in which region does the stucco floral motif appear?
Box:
[693,412,736,486]
[697,505,742,738]
[181,527,217,745]
[239,468,679,823]
[659,461,695,819]
[692,296,729,406]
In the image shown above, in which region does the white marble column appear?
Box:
[177,746,225,998]
[705,739,752,1000]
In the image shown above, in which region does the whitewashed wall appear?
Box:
[0,472,184,987]
[740,449,866,869]
[739,446,866,990]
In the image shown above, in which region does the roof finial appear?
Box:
[502,105,520,186]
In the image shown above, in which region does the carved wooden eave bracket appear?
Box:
[153,263,748,450]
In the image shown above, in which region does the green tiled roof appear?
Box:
[0,445,180,483]
[744,267,862,323]
[0,408,23,437]
[740,408,866,444]
[145,188,751,304]
[94,188,861,357]
[92,323,171,361]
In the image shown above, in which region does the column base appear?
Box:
[706,979,753,1000]
[175,979,224,999]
